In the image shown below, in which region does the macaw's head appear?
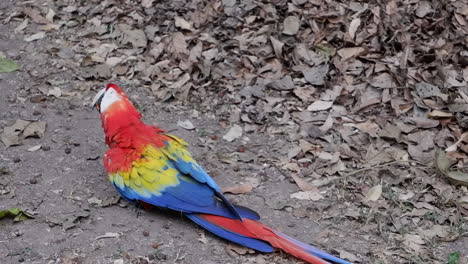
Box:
[92,83,136,114]
[92,83,142,139]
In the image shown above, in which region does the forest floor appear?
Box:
[1,0,468,263]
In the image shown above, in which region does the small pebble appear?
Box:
[143,230,149,237]
[29,178,38,184]
[13,157,21,163]
[32,110,41,116]
[18,257,24,262]
[237,145,246,152]
[151,242,159,249]
[42,145,50,151]
[65,147,71,154]
[210,135,217,140]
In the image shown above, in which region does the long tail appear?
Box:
[186,214,351,264]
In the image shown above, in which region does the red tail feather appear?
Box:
[200,214,331,264]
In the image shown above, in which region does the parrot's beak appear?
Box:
[91,88,106,112]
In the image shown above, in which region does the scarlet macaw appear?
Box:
[92,83,351,264]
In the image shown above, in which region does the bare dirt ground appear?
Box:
[1,0,468,263]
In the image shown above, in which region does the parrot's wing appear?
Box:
[107,136,258,220]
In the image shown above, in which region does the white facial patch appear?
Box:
[100,88,122,113]
[91,88,106,108]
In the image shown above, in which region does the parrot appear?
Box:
[91,83,351,264]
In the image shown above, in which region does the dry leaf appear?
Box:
[283,16,300,35]
[435,150,468,187]
[270,36,284,58]
[428,110,453,118]
[27,145,42,152]
[348,18,361,39]
[290,190,324,201]
[95,232,121,240]
[403,234,425,252]
[291,174,317,192]
[23,121,46,138]
[198,232,208,244]
[177,120,195,130]
[223,125,243,142]
[1,120,31,147]
[141,0,155,8]
[221,183,253,194]
[175,17,192,30]
[363,185,382,202]
[337,47,365,60]
[307,100,333,111]
[24,32,46,42]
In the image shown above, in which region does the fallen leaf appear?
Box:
[0,208,33,221]
[337,47,365,60]
[47,87,62,98]
[416,1,432,18]
[370,73,396,88]
[95,232,121,240]
[307,100,333,111]
[0,57,19,73]
[291,174,317,192]
[339,250,360,262]
[435,150,468,187]
[27,145,42,152]
[303,64,329,85]
[221,184,253,194]
[175,17,192,30]
[14,18,29,33]
[198,232,208,244]
[1,119,30,147]
[24,32,46,42]
[363,185,382,202]
[177,120,195,130]
[290,190,324,201]
[223,125,243,142]
[23,121,46,138]
[287,146,302,160]
[448,251,460,264]
[283,16,300,35]
[117,24,147,48]
[348,18,361,39]
[403,234,425,252]
[88,197,103,206]
[270,36,284,58]
[141,0,155,8]
[428,110,453,118]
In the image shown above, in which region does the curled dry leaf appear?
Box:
[24,32,46,42]
[95,232,121,240]
[348,17,361,39]
[435,150,468,187]
[177,120,195,130]
[221,183,253,194]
